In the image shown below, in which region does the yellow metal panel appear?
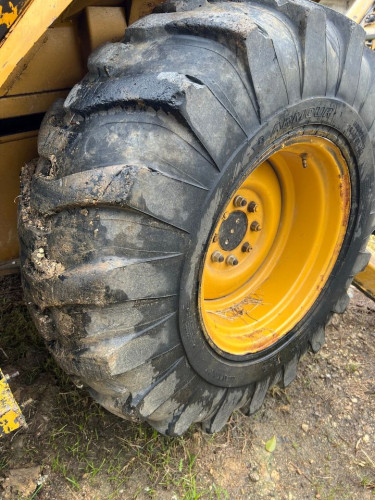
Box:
[347,0,374,22]
[365,21,375,39]
[61,0,125,20]
[0,90,69,119]
[129,0,166,25]
[0,3,131,261]
[0,0,74,95]
[0,0,32,40]
[0,258,20,275]
[354,238,375,301]
[0,131,37,262]
[0,1,19,29]
[0,369,25,436]
[7,22,85,95]
[84,6,127,53]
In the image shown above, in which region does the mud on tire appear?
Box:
[19,0,375,435]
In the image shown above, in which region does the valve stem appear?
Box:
[301,153,308,168]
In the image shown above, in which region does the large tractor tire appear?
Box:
[19,0,375,435]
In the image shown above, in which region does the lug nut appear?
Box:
[248,201,258,213]
[211,251,224,263]
[234,195,248,208]
[250,221,262,232]
[226,255,239,266]
[301,153,308,169]
[241,242,252,253]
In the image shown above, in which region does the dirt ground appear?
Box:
[0,274,374,500]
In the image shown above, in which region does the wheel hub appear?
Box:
[218,210,248,252]
[199,135,351,356]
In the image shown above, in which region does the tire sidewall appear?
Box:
[179,97,374,388]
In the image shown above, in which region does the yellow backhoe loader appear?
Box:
[1,0,374,436]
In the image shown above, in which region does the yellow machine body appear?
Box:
[0,369,25,436]
[354,237,375,301]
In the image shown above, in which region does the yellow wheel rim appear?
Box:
[199,136,351,355]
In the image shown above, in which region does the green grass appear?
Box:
[40,383,228,498]
[345,362,360,375]
[0,277,227,498]
[4,273,373,500]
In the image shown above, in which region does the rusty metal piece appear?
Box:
[301,153,308,169]
[0,368,26,437]
[247,201,258,213]
[211,251,224,263]
[233,195,247,208]
[250,221,262,232]
[241,242,252,253]
[219,211,248,251]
